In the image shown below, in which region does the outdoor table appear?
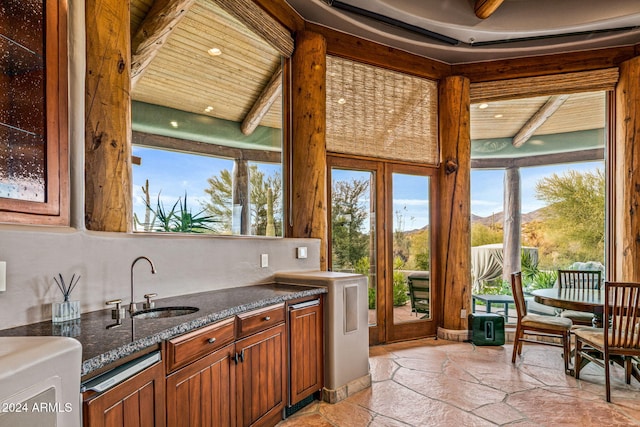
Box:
[530,288,603,327]
[471,294,514,321]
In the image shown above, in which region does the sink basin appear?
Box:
[131,306,199,319]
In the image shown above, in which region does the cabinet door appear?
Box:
[289,299,323,405]
[83,361,165,427]
[166,343,236,427]
[235,323,286,427]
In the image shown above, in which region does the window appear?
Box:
[130,0,284,235]
[0,0,68,225]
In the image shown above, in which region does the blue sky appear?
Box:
[132,145,604,231]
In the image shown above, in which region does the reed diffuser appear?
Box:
[51,273,81,323]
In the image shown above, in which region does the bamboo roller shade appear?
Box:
[211,0,294,57]
[326,56,439,165]
[470,68,619,103]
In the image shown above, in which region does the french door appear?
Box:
[328,156,437,345]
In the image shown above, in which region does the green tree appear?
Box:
[202,169,233,234]
[471,223,503,247]
[202,165,282,235]
[331,178,370,271]
[249,168,282,236]
[535,168,605,265]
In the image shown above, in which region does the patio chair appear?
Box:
[558,269,602,326]
[574,281,640,402]
[408,273,430,318]
[511,272,573,374]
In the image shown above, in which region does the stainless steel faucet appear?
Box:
[129,256,156,314]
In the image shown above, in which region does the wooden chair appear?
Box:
[574,281,640,402]
[408,274,430,318]
[558,269,602,326]
[511,272,573,374]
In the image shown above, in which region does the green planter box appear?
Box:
[468,313,505,346]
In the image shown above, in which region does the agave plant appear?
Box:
[145,191,217,233]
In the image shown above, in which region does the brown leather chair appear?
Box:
[574,281,640,402]
[511,272,573,374]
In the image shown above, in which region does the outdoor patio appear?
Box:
[279,338,640,426]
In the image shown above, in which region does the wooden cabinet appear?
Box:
[235,324,287,427]
[288,298,323,406]
[166,343,236,427]
[166,303,288,427]
[82,360,165,427]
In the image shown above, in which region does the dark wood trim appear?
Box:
[453,46,636,83]
[306,22,451,81]
[470,148,605,169]
[0,0,69,226]
[253,0,305,33]
[132,131,282,163]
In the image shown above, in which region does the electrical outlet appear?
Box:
[460,309,467,319]
[296,247,307,259]
[260,254,269,268]
[0,261,5,292]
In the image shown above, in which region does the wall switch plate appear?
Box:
[460,309,467,319]
[296,247,308,259]
[260,254,269,268]
[0,261,5,292]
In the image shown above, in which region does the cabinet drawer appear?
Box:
[166,317,235,372]
[236,303,285,339]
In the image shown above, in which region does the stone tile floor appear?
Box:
[278,338,640,426]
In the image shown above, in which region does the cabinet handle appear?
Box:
[264,316,271,321]
[207,337,216,344]
[239,349,245,363]
[234,352,239,365]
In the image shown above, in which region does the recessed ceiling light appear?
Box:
[207,47,222,56]
[170,121,178,128]
[204,106,214,113]
[478,103,489,109]
[337,98,346,105]
[494,114,503,118]
[388,109,394,114]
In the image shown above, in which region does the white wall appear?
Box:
[0,0,320,329]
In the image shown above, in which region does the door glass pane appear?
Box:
[392,173,430,324]
[0,0,46,202]
[330,168,377,326]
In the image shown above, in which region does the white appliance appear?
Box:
[0,336,82,427]
[275,271,370,402]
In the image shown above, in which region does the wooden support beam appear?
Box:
[512,95,569,147]
[437,75,471,332]
[241,65,283,135]
[471,148,604,169]
[131,0,196,89]
[85,0,131,232]
[502,167,521,282]
[290,31,328,270]
[232,159,250,234]
[613,56,640,281]
[474,0,505,19]
[132,131,282,163]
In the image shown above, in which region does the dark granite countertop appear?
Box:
[0,284,326,378]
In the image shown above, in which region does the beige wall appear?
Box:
[0,0,320,329]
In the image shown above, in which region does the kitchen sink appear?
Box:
[131,306,199,319]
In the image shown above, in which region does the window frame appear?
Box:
[0,0,69,225]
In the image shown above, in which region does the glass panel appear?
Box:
[130,0,283,235]
[330,168,377,326]
[392,173,431,324]
[132,146,234,233]
[0,0,46,202]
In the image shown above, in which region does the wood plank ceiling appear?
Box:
[130,0,605,155]
[130,0,282,131]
